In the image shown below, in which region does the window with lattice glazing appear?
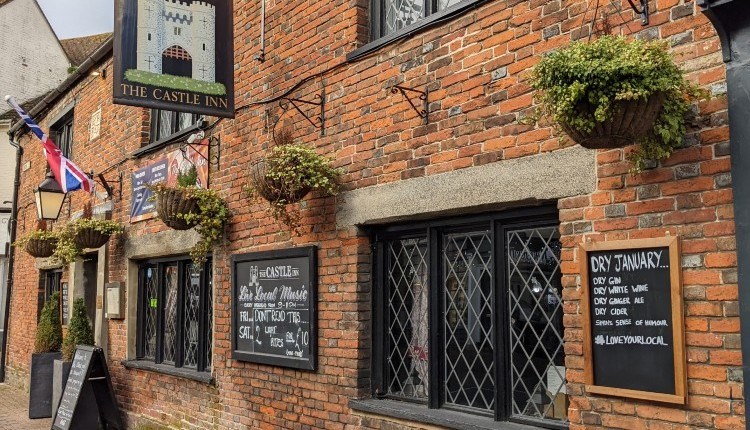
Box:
[372,207,567,427]
[137,257,213,373]
[371,0,478,40]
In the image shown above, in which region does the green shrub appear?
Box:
[34,292,62,354]
[530,36,706,172]
[62,298,94,361]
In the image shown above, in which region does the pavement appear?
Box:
[0,384,52,430]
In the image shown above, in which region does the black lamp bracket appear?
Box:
[390,85,429,125]
[626,0,649,25]
[91,171,123,201]
[278,90,326,136]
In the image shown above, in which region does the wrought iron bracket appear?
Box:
[390,85,429,125]
[183,135,222,170]
[626,0,649,25]
[279,90,326,136]
[90,171,123,201]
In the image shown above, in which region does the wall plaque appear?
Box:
[579,235,686,404]
[232,246,317,370]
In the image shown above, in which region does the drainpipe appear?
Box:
[0,133,22,382]
[699,2,750,428]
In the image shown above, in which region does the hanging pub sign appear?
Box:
[130,143,209,222]
[232,246,318,371]
[113,0,235,118]
[579,235,686,404]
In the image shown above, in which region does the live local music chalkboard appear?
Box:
[52,345,123,430]
[580,236,686,404]
[232,246,317,370]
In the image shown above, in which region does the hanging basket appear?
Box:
[249,159,312,204]
[155,188,200,231]
[25,237,57,258]
[559,93,666,149]
[73,228,111,249]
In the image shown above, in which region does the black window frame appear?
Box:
[37,269,63,322]
[371,205,567,429]
[136,256,213,373]
[50,111,74,159]
[149,109,200,145]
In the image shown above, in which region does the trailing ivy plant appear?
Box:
[14,220,58,250]
[246,129,341,234]
[149,166,230,268]
[529,36,706,172]
[53,212,124,265]
[35,292,62,354]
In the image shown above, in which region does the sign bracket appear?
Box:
[390,84,429,125]
[278,90,326,136]
[182,135,222,170]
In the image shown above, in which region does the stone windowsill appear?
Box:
[349,398,567,430]
[121,360,214,385]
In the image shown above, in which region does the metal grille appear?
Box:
[143,266,158,360]
[443,231,494,411]
[205,261,213,369]
[163,45,192,60]
[507,226,566,422]
[162,265,179,364]
[183,266,201,368]
[384,0,423,36]
[386,237,429,399]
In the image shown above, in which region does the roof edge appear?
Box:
[8,36,113,137]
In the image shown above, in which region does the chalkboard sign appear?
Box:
[580,236,686,404]
[232,246,317,370]
[52,345,123,430]
[60,282,69,326]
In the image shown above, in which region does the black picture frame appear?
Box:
[231,246,318,371]
[113,0,235,118]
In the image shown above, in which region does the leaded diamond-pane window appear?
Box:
[373,0,482,39]
[507,227,566,422]
[374,208,565,426]
[443,231,494,411]
[385,238,429,400]
[138,258,213,373]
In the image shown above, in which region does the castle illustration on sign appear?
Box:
[126,0,226,96]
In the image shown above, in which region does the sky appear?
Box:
[37,0,114,40]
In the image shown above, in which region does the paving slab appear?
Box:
[0,384,52,430]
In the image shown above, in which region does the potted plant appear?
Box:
[246,128,340,233]
[150,166,230,267]
[153,166,201,230]
[529,36,705,171]
[54,204,124,264]
[29,292,62,419]
[15,220,57,258]
[53,298,94,416]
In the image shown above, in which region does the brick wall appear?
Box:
[6,0,743,429]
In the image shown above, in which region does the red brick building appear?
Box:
[2,0,745,429]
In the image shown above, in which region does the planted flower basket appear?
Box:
[15,222,58,258]
[249,159,312,204]
[245,129,341,234]
[559,93,666,150]
[25,237,57,258]
[530,36,706,171]
[73,227,111,249]
[155,187,200,231]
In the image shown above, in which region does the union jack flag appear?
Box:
[5,95,94,193]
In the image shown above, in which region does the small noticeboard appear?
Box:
[579,235,686,404]
[232,246,317,370]
[52,345,123,430]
